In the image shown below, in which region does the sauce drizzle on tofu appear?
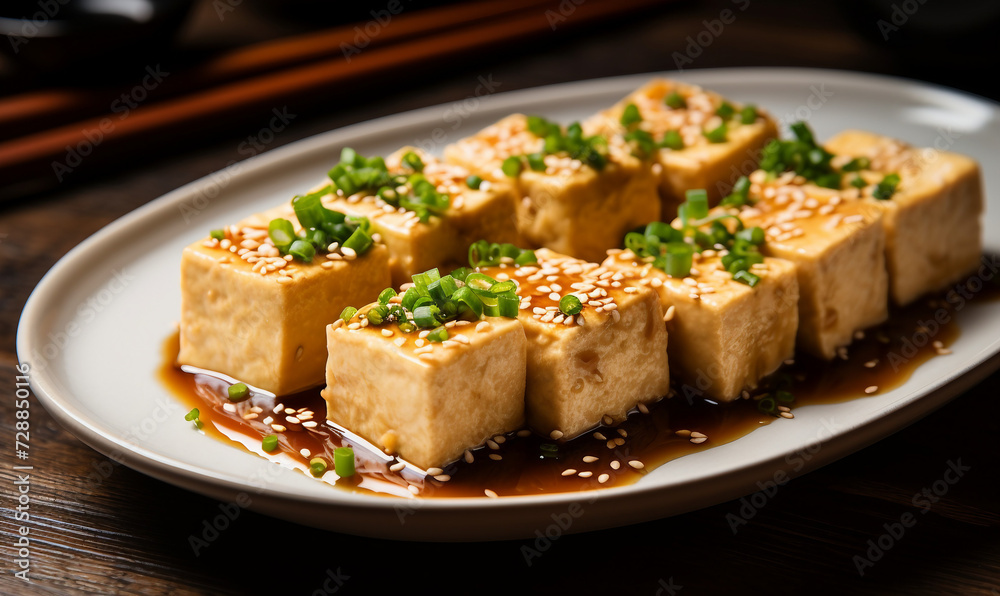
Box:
[161,276,996,498]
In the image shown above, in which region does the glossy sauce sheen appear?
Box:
[160,277,998,499]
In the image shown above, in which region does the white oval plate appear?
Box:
[18,68,1000,541]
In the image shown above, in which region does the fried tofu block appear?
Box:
[603,250,798,401]
[444,114,660,263]
[178,223,391,395]
[737,173,888,359]
[321,313,527,470]
[824,130,984,305]
[584,78,778,218]
[314,147,520,287]
[482,248,670,439]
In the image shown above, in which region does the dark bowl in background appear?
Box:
[0,0,195,77]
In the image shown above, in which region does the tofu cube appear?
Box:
[178,225,391,395]
[317,147,521,287]
[483,248,670,439]
[584,78,778,218]
[445,114,660,263]
[738,174,889,359]
[824,130,984,305]
[602,250,799,401]
[321,314,527,470]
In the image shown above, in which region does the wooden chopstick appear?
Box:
[0,0,557,141]
[0,0,666,192]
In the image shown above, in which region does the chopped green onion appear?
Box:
[210,229,225,240]
[452,286,484,319]
[502,156,523,177]
[526,152,546,172]
[665,91,686,109]
[378,288,396,304]
[757,396,777,415]
[184,408,203,429]
[663,243,694,277]
[873,173,900,200]
[334,447,355,477]
[340,306,358,322]
[620,103,642,127]
[412,305,438,328]
[841,157,870,172]
[401,151,424,172]
[539,443,559,459]
[466,175,483,190]
[733,270,760,287]
[715,102,735,119]
[288,239,315,263]
[559,294,582,316]
[228,383,249,402]
[366,305,388,325]
[514,250,538,266]
[262,435,279,452]
[497,293,519,318]
[268,218,296,251]
[309,457,327,477]
[661,130,684,151]
[850,175,867,189]
[489,280,517,294]
[704,123,728,143]
[342,226,373,254]
[740,105,758,124]
[680,189,710,222]
[427,326,449,343]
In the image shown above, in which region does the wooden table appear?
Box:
[2,1,998,593]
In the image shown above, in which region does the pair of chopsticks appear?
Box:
[0,0,667,197]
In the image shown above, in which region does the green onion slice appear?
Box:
[334,447,355,477]
[558,295,582,316]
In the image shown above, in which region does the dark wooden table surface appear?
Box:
[2,1,999,594]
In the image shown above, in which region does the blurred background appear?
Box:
[0,0,998,200]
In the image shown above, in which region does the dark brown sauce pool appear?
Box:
[160,274,1000,499]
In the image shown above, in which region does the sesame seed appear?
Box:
[617,429,628,438]
[407,485,420,495]
[299,448,311,458]
[779,412,795,419]
[562,469,577,476]
[598,473,610,484]
[494,435,506,444]
[624,286,638,294]
[271,424,286,432]
[663,305,675,322]
[593,432,607,441]
[476,321,491,333]
[864,359,879,368]
[464,450,475,464]
[549,430,564,440]
[487,439,500,450]
[865,385,878,394]
[690,436,708,444]
[582,455,598,463]
[489,454,502,461]
[637,403,650,414]
[484,489,498,498]
[285,408,296,415]
[341,247,357,260]
[690,431,707,439]
[302,421,318,428]
[614,437,625,446]
[610,460,621,470]
[628,460,644,469]
[390,462,406,472]
[674,429,691,437]
[426,467,444,476]
[286,416,301,424]
[578,471,593,478]
[434,475,451,482]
